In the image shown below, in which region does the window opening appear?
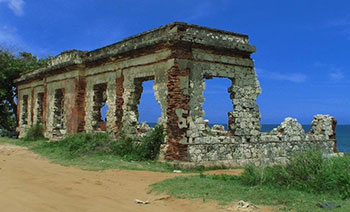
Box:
[21,95,28,125]
[202,77,233,133]
[53,89,65,132]
[36,92,44,123]
[138,79,161,128]
[92,83,107,131]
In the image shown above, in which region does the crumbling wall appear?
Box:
[21,95,29,125]
[33,87,45,124]
[17,88,33,137]
[45,73,78,139]
[187,115,336,166]
[52,88,65,136]
[85,71,117,132]
[122,59,172,135]
[187,49,261,142]
[14,22,338,165]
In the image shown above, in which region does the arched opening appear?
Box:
[202,77,233,132]
[138,80,162,128]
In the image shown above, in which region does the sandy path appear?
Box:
[0,143,272,212]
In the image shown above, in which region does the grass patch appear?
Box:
[240,151,350,200]
[0,126,178,172]
[0,135,176,172]
[152,151,350,211]
[152,174,350,211]
[0,127,228,173]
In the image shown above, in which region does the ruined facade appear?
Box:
[15,22,337,165]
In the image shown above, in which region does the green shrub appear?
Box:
[112,125,165,161]
[134,125,164,160]
[240,164,264,185]
[24,124,45,140]
[43,125,165,161]
[240,150,350,199]
[53,132,112,158]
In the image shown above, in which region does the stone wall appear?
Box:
[14,22,338,165]
[187,115,337,166]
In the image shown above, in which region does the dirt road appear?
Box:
[0,143,272,212]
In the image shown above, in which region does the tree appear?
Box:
[0,48,49,135]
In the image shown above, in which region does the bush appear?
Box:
[44,125,165,161]
[240,150,350,199]
[240,164,264,185]
[111,125,165,161]
[50,132,112,158]
[134,125,165,160]
[24,124,45,140]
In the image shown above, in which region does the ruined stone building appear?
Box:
[15,22,338,165]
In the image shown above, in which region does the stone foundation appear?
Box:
[14,22,338,165]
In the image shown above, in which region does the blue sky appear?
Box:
[1,0,349,124]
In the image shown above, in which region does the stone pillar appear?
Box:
[121,77,143,134]
[153,70,168,127]
[187,68,206,142]
[310,114,338,152]
[228,68,261,140]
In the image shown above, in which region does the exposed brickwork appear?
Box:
[43,84,48,129]
[16,90,21,127]
[31,89,35,124]
[14,22,339,164]
[165,65,190,161]
[76,77,86,132]
[115,74,124,133]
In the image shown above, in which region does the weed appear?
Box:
[23,124,45,140]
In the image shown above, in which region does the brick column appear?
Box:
[115,74,124,133]
[75,76,86,133]
[165,63,190,161]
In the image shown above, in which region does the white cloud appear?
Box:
[326,18,350,28]
[256,68,307,83]
[0,25,22,48]
[0,25,51,57]
[325,18,350,40]
[329,70,344,81]
[313,62,345,81]
[0,0,24,16]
